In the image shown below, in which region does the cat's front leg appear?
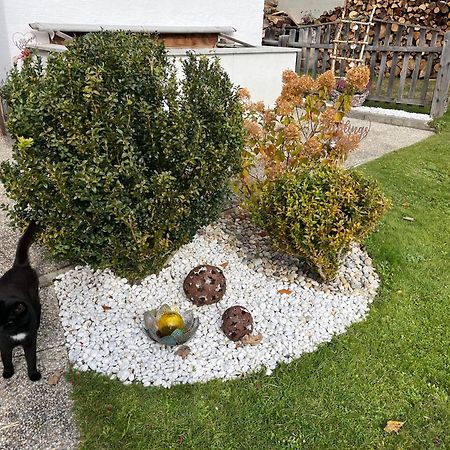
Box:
[23,337,41,382]
[1,346,14,379]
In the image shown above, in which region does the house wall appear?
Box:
[277,0,343,23]
[0,0,264,80]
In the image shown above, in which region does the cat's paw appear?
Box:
[28,371,41,382]
[2,370,14,379]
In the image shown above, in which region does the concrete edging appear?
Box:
[39,265,75,288]
[348,108,433,131]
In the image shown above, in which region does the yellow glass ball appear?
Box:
[157,312,185,337]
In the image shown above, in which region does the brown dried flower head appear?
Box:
[279,71,319,109]
[331,132,361,161]
[345,66,370,92]
[276,98,295,116]
[283,123,300,142]
[320,107,340,127]
[304,137,323,158]
[278,85,296,106]
[250,101,265,113]
[264,109,276,124]
[297,75,319,94]
[282,70,298,84]
[238,87,251,100]
[244,119,264,139]
[317,70,336,92]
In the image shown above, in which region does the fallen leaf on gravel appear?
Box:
[102,304,112,312]
[242,332,263,346]
[175,345,191,359]
[0,421,20,432]
[220,261,229,269]
[278,289,292,295]
[402,216,415,222]
[384,420,405,433]
[48,369,64,385]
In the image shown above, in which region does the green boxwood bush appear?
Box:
[0,32,244,279]
[253,164,390,281]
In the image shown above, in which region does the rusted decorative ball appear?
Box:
[221,306,253,341]
[183,265,226,306]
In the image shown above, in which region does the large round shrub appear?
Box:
[0,32,244,279]
[253,164,390,281]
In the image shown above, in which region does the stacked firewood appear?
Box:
[319,1,450,31]
[263,1,297,41]
[318,1,450,78]
[263,0,448,78]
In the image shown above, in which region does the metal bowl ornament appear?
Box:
[183,265,226,306]
[143,304,199,346]
[221,305,254,341]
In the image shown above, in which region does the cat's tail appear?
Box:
[13,221,39,268]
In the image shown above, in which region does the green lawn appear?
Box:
[69,116,450,450]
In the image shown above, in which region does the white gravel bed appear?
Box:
[354,105,431,121]
[55,211,380,388]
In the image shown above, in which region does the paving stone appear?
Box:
[344,118,434,168]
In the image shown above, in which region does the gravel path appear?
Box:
[345,117,434,168]
[0,136,79,450]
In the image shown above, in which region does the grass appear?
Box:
[69,116,450,449]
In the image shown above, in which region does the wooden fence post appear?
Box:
[278,35,289,47]
[431,32,450,118]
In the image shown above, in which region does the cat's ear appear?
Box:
[13,301,28,316]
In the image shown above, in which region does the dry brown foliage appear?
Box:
[234,67,369,207]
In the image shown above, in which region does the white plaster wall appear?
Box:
[0,0,264,80]
[170,48,298,107]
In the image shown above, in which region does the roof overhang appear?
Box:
[29,23,236,34]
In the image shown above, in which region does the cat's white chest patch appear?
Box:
[10,332,28,342]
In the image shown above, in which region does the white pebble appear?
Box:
[54,216,379,388]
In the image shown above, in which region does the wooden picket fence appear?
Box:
[265,19,450,118]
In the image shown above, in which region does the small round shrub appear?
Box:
[253,164,390,281]
[0,32,244,279]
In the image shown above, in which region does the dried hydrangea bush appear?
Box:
[234,67,390,281]
[234,69,361,207]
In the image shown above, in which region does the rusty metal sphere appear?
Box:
[221,306,253,341]
[183,265,226,306]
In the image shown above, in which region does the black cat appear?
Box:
[0,221,41,381]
